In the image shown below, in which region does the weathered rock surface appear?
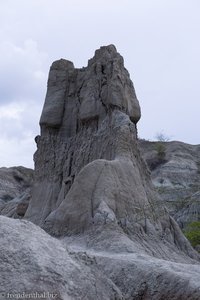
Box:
[25,45,197,257]
[1,45,200,299]
[0,216,121,300]
[0,166,33,201]
[139,140,200,228]
[1,216,200,300]
[25,45,142,227]
[0,167,33,218]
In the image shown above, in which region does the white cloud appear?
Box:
[0,102,24,120]
[0,37,46,167]
[0,39,48,104]
[0,0,200,167]
[0,135,36,168]
[0,100,41,168]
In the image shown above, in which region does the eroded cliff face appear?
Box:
[24,45,198,263]
[25,44,144,228]
[30,46,140,221]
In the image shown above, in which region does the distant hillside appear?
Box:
[139,139,200,228]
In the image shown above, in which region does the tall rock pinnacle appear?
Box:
[25,45,198,262]
[40,44,141,131]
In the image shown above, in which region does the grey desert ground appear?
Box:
[0,45,200,300]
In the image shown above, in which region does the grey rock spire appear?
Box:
[25,45,199,262]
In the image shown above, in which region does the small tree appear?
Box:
[155,143,166,160]
[154,131,170,161]
[155,132,170,142]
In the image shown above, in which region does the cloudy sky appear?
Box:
[0,0,200,168]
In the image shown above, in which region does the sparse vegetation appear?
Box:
[154,132,169,161]
[155,132,170,142]
[155,142,166,160]
[184,221,200,251]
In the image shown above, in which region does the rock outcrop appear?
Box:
[0,216,121,300]
[0,166,33,218]
[1,215,200,300]
[0,166,33,201]
[2,45,199,299]
[25,44,197,258]
[25,45,142,227]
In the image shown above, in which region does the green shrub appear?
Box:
[184,221,200,249]
[155,142,166,160]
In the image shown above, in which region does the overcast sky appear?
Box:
[0,0,200,168]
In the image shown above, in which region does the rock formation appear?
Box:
[0,166,33,201]
[0,216,121,300]
[25,44,142,228]
[1,215,200,300]
[0,166,33,218]
[25,45,198,259]
[1,45,200,299]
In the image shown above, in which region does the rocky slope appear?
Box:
[1,45,200,299]
[139,140,200,228]
[0,216,122,300]
[1,215,200,300]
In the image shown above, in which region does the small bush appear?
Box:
[155,142,166,160]
[184,221,200,249]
